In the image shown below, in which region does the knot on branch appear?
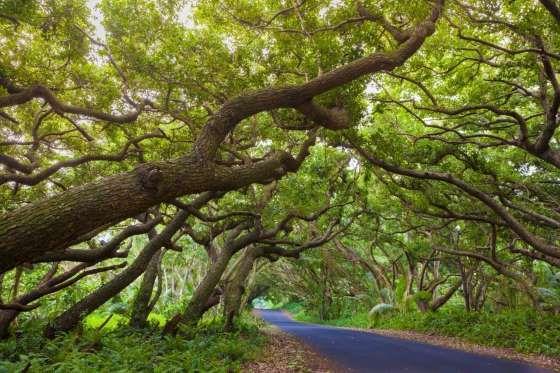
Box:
[295,101,351,130]
[275,151,300,173]
[137,165,163,193]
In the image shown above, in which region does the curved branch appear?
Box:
[194,1,444,160]
[0,2,444,273]
[0,83,146,123]
[539,0,560,23]
[348,137,560,260]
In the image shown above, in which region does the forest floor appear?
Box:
[243,325,346,372]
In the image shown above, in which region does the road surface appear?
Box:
[257,309,552,373]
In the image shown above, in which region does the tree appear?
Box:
[0,0,443,272]
[2,0,559,349]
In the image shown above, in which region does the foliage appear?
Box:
[538,271,560,310]
[0,315,264,373]
[368,303,394,316]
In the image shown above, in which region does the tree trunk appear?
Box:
[223,248,262,331]
[129,248,164,328]
[459,260,472,312]
[43,210,190,338]
[416,300,430,312]
[164,225,262,334]
[10,267,23,300]
[403,252,416,300]
[163,248,234,334]
[473,279,488,311]
[0,310,17,339]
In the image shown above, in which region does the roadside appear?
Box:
[369,328,560,372]
[283,310,560,372]
[244,325,347,372]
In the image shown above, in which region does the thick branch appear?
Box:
[540,0,560,23]
[0,1,443,273]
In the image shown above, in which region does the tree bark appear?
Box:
[223,247,263,331]
[540,0,560,23]
[0,156,292,273]
[459,260,472,312]
[0,310,17,339]
[129,248,164,328]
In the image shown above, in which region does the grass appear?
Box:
[0,313,266,373]
[288,304,560,358]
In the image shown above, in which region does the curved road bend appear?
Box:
[257,309,553,373]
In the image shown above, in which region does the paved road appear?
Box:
[257,309,553,373]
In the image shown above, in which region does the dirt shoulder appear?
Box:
[243,326,348,372]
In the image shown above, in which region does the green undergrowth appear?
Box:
[0,314,265,373]
[84,312,167,330]
[288,303,560,358]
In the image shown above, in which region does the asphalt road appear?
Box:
[257,309,553,373]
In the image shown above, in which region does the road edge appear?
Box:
[279,310,560,372]
[246,311,350,372]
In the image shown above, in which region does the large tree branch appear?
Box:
[534,36,560,153]
[0,150,305,272]
[540,0,560,23]
[0,1,444,273]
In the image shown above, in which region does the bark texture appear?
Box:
[0,310,17,339]
[129,248,164,328]
[223,247,263,331]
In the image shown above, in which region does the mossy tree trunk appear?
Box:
[223,247,263,331]
[129,247,164,328]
